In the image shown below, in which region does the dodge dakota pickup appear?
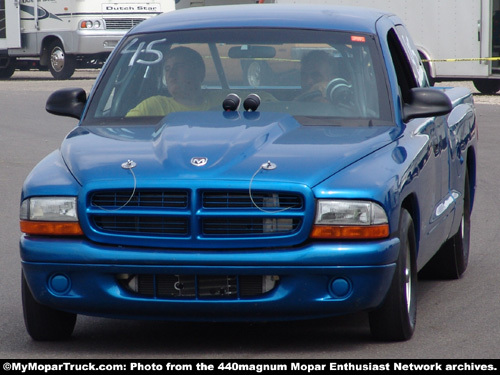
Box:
[20,4,477,341]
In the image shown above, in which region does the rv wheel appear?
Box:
[244,61,271,87]
[48,40,76,80]
[0,57,16,79]
[473,79,500,95]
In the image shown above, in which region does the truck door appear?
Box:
[0,0,21,49]
[387,23,452,265]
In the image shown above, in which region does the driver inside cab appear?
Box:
[126,46,223,117]
[299,50,339,102]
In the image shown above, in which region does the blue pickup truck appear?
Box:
[20,4,477,341]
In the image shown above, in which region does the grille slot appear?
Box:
[91,190,189,208]
[104,18,146,30]
[120,275,276,299]
[202,217,300,236]
[93,216,189,236]
[203,192,303,209]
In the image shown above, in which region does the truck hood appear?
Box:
[62,112,396,188]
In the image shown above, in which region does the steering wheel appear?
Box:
[326,78,354,108]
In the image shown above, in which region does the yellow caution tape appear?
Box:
[207,55,500,63]
[423,57,500,62]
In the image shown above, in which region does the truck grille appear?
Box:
[119,274,279,299]
[104,18,146,30]
[87,189,305,245]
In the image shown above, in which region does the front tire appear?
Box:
[22,271,77,341]
[369,209,417,341]
[48,40,76,80]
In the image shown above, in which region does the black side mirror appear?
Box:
[46,88,87,120]
[403,87,452,122]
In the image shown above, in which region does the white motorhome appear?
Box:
[0,0,174,79]
[176,0,500,94]
[175,0,263,8]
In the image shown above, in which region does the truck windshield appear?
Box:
[84,28,392,126]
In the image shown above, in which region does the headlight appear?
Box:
[79,19,105,29]
[20,197,83,236]
[310,200,389,239]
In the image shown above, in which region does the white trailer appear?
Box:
[177,0,500,94]
[0,0,174,79]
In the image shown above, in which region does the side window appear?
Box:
[387,28,415,104]
[394,25,429,88]
[387,26,429,105]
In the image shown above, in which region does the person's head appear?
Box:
[300,50,337,92]
[164,46,206,99]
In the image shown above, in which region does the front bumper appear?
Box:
[20,235,399,321]
[72,30,126,54]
